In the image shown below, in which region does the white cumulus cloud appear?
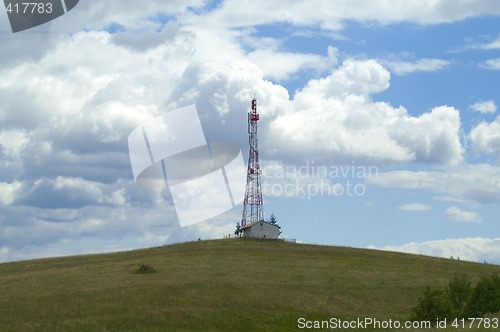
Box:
[470,116,500,158]
[470,100,496,114]
[368,164,500,204]
[200,0,500,30]
[370,237,500,264]
[445,206,482,223]
[247,46,338,81]
[480,58,500,70]
[383,58,451,76]
[398,203,431,211]
[468,36,500,50]
[0,181,22,206]
[269,59,463,165]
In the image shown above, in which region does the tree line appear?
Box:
[411,274,500,324]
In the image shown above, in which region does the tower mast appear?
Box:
[241,97,264,226]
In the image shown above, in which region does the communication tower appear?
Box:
[241,98,264,226]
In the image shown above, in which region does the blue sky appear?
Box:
[1,0,500,263]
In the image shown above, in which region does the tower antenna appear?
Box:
[241,97,264,226]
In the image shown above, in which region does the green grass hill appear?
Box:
[0,239,499,331]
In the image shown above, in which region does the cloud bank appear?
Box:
[1,0,499,263]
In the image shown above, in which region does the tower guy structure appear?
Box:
[241,97,264,227]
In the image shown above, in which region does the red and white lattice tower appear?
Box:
[241,97,264,227]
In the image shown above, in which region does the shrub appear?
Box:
[466,274,500,317]
[411,287,453,324]
[136,264,157,274]
[446,274,472,318]
[412,274,500,323]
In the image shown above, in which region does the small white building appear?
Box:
[241,221,280,239]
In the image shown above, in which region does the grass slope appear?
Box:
[0,239,499,331]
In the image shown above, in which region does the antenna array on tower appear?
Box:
[241,98,264,226]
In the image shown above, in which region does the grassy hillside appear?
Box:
[0,239,499,331]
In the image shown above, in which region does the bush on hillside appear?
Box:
[466,274,500,317]
[412,274,500,324]
[446,274,473,318]
[411,287,453,323]
[135,264,157,274]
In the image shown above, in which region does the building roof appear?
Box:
[241,220,280,230]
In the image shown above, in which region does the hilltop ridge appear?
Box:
[0,239,499,331]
